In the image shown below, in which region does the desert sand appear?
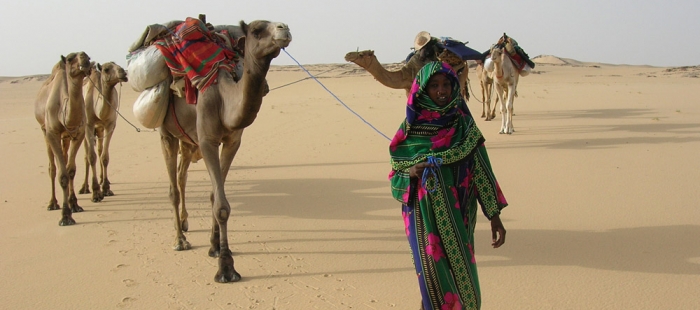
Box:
[1,55,699,309]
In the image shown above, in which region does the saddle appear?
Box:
[497,33,535,69]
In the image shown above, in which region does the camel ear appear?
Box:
[239,20,248,34]
[236,36,246,51]
[97,63,102,71]
[61,55,67,63]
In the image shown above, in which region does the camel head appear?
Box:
[99,62,128,86]
[490,46,503,63]
[343,50,376,69]
[61,51,91,78]
[239,20,291,62]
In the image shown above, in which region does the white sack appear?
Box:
[126,45,169,92]
[133,78,170,129]
[520,64,531,77]
[484,57,494,72]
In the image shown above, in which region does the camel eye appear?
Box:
[251,25,265,39]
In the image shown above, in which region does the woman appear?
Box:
[389,61,508,310]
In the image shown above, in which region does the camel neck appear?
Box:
[218,59,270,130]
[494,54,504,79]
[60,70,86,129]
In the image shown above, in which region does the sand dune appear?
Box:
[1,56,699,309]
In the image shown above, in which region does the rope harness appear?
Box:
[85,75,144,132]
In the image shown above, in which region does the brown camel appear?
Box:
[476,63,497,120]
[344,48,470,101]
[157,20,291,283]
[490,46,519,134]
[79,62,128,202]
[33,52,92,225]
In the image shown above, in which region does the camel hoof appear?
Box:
[79,187,90,194]
[59,216,76,226]
[47,202,60,211]
[181,219,189,232]
[103,189,114,197]
[173,238,191,251]
[499,130,505,134]
[208,247,220,258]
[214,250,241,283]
[71,205,84,213]
[91,192,103,203]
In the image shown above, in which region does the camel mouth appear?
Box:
[275,38,291,49]
[274,33,292,48]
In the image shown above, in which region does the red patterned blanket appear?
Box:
[154,17,241,104]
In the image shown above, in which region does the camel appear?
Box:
[344,46,470,101]
[490,46,519,134]
[476,63,497,121]
[157,20,291,283]
[79,62,128,202]
[33,52,92,225]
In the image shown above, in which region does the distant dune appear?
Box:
[2,56,698,83]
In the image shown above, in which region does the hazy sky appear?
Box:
[1,0,698,76]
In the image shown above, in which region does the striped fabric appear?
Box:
[154,17,241,104]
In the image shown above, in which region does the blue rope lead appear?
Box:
[421,156,444,193]
[282,48,391,141]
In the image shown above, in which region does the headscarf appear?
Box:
[389,61,484,175]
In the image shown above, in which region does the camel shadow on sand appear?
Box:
[200,175,700,276]
[81,161,700,277]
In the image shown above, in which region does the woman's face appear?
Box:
[426,73,452,106]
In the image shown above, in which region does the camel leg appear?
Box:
[488,82,497,120]
[505,85,516,134]
[66,134,85,212]
[45,131,74,225]
[160,134,191,251]
[209,207,221,257]
[99,125,115,196]
[177,143,198,233]
[485,82,493,121]
[220,130,243,182]
[480,81,487,118]
[496,83,508,134]
[206,130,243,257]
[78,136,91,194]
[43,131,60,211]
[83,125,103,202]
[199,137,240,283]
[196,90,241,282]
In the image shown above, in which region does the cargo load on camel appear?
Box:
[126,16,245,128]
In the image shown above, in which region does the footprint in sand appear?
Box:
[116,297,136,308]
[110,264,128,272]
[122,279,138,287]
